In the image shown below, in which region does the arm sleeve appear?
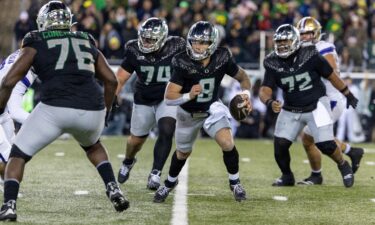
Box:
[315,54,333,78]
[225,49,239,77]
[7,81,29,124]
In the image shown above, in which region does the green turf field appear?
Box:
[6,136,375,225]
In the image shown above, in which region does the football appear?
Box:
[229,95,249,121]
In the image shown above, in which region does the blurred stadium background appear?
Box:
[1,0,375,142]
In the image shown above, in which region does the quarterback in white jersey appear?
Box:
[0,49,36,163]
[296,17,364,185]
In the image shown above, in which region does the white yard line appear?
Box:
[171,159,189,225]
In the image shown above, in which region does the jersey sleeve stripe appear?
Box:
[21,77,31,87]
[319,47,334,55]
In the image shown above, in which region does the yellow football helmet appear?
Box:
[296,17,322,43]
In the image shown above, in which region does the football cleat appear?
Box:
[230,183,247,202]
[347,147,364,174]
[297,174,323,185]
[153,180,178,203]
[0,200,17,221]
[147,170,161,190]
[118,158,137,184]
[272,173,295,187]
[106,182,129,212]
[338,160,354,188]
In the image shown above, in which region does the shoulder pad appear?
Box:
[172,51,190,69]
[87,33,97,47]
[22,31,42,48]
[316,41,336,55]
[215,47,232,63]
[263,52,278,70]
[124,39,138,53]
[167,36,186,50]
[297,45,319,64]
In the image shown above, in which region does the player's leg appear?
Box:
[71,108,129,212]
[298,128,323,185]
[0,103,64,221]
[147,102,176,190]
[336,139,364,173]
[330,98,364,173]
[154,108,202,203]
[118,103,155,184]
[306,99,354,188]
[272,110,304,186]
[0,126,11,180]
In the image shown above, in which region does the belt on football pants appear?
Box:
[283,103,317,113]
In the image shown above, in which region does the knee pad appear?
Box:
[316,140,337,155]
[9,145,32,162]
[80,139,100,152]
[274,137,292,157]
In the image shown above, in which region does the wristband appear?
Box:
[182,93,191,101]
[265,99,274,108]
[340,86,348,94]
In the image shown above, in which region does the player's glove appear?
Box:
[345,91,358,109]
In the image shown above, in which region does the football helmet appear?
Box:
[36,1,72,31]
[186,21,219,61]
[138,17,168,53]
[296,17,322,43]
[273,24,300,58]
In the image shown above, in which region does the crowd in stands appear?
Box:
[10,0,375,142]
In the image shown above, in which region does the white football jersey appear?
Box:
[0,49,37,123]
[315,41,343,101]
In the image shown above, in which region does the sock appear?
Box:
[168,151,187,178]
[223,146,239,174]
[123,158,135,165]
[4,179,20,203]
[311,170,322,176]
[344,143,351,154]
[229,172,240,185]
[152,117,175,171]
[274,137,293,175]
[96,161,116,187]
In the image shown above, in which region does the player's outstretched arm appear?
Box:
[95,51,118,112]
[164,82,201,106]
[233,68,252,111]
[327,72,358,109]
[115,67,132,95]
[0,47,35,113]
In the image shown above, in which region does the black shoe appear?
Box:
[230,183,247,202]
[106,182,129,212]
[0,200,17,221]
[153,180,178,203]
[272,174,295,186]
[147,170,161,190]
[347,147,364,174]
[118,158,137,184]
[338,161,354,188]
[297,173,323,185]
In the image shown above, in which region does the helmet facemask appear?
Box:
[137,18,168,53]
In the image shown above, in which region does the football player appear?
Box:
[296,17,364,185]
[0,1,128,221]
[116,17,185,190]
[259,24,358,187]
[153,21,252,203]
[0,49,36,180]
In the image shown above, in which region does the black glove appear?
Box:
[345,91,358,109]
